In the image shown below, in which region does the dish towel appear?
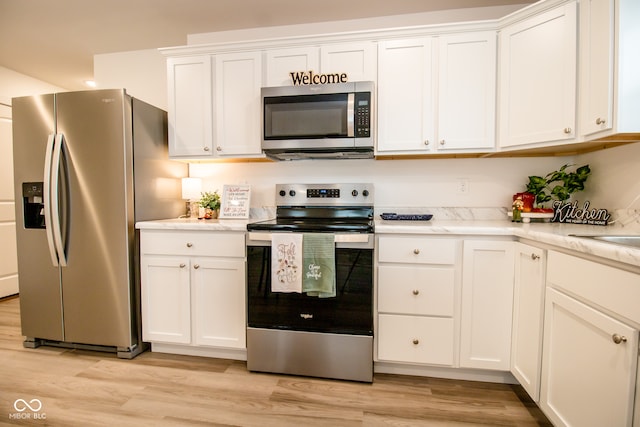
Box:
[302,233,336,298]
[271,233,302,293]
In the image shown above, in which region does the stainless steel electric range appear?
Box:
[246,183,374,382]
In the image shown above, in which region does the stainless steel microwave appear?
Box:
[261,81,374,160]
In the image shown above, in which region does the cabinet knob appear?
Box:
[203,146,210,152]
[596,117,606,125]
[413,249,420,255]
[531,253,540,260]
[193,264,200,270]
[440,140,445,146]
[563,127,572,134]
[412,289,420,296]
[216,146,222,152]
[424,140,430,146]
[612,334,627,344]
[412,339,419,345]
[179,263,186,268]
[186,242,193,248]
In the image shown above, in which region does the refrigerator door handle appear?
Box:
[43,133,59,267]
[50,133,67,266]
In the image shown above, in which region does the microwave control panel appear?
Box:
[355,92,371,138]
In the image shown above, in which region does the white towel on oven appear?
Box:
[271,233,303,293]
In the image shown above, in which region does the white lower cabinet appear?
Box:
[140,230,246,355]
[376,236,459,366]
[540,251,639,427]
[460,240,515,370]
[510,243,546,401]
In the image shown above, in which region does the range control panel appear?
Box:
[276,183,373,206]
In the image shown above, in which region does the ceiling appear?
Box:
[0,0,534,91]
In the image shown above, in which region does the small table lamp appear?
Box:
[181,177,202,218]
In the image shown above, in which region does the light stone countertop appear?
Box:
[136,217,250,232]
[375,219,640,268]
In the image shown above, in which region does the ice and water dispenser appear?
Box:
[22,182,46,228]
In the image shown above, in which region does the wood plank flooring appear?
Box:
[0,296,552,426]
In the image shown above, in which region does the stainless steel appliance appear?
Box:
[246,183,374,382]
[12,89,187,358]
[261,82,374,160]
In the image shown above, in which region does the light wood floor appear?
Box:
[0,296,552,426]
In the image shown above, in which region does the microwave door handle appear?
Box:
[347,93,355,137]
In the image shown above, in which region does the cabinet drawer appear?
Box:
[378,236,457,264]
[141,230,245,257]
[547,251,640,326]
[378,265,454,316]
[378,314,454,366]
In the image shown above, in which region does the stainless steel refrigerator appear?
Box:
[12,89,187,358]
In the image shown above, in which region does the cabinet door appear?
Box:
[511,243,545,401]
[320,42,377,82]
[437,32,496,151]
[141,256,191,344]
[377,38,435,153]
[499,2,577,148]
[265,47,320,87]
[192,258,246,348]
[214,52,263,156]
[167,56,214,157]
[460,240,514,370]
[540,288,638,427]
[579,0,614,136]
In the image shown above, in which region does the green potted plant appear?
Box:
[199,190,221,219]
[525,164,591,212]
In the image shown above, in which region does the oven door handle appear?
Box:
[248,232,371,244]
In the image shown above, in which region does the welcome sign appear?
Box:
[290,71,348,85]
[551,200,610,226]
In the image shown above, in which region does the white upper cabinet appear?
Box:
[579,0,640,139]
[377,32,497,154]
[265,47,320,87]
[437,32,496,151]
[498,2,577,149]
[167,56,214,158]
[320,42,377,82]
[214,51,263,157]
[264,42,376,87]
[377,38,435,153]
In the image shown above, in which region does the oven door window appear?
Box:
[247,246,373,335]
[264,94,349,139]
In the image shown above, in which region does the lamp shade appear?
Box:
[181,177,202,200]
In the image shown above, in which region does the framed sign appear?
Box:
[219,185,251,219]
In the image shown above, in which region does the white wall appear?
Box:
[0,66,64,100]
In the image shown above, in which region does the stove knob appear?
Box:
[279,190,286,197]
[289,190,296,197]
[352,190,359,197]
[363,190,370,197]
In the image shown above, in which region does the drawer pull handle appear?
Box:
[186,242,193,248]
[612,334,627,344]
[531,253,540,260]
[412,339,419,345]
[413,249,420,255]
[179,263,186,268]
[412,289,420,296]
[193,264,200,269]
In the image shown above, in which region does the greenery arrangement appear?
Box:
[525,164,591,208]
[199,190,221,211]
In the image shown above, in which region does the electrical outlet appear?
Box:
[457,178,469,194]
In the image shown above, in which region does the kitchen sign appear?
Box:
[290,71,348,86]
[551,200,610,225]
[219,184,251,219]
